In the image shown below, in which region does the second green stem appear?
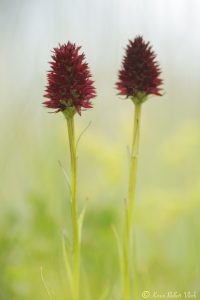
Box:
[123,102,142,300]
[67,116,80,300]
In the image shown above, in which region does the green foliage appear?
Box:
[1,114,200,299]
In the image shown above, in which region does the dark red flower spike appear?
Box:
[44,42,96,115]
[116,36,162,102]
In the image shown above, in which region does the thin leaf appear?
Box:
[76,121,91,149]
[40,267,53,300]
[78,200,88,243]
[111,225,123,271]
[58,160,71,195]
[62,236,73,290]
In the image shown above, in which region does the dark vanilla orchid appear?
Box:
[116,36,163,300]
[43,42,96,300]
[116,36,162,102]
[44,42,96,115]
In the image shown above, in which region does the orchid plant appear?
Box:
[116,36,163,300]
[44,42,96,300]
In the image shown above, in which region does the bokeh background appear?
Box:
[1,0,200,299]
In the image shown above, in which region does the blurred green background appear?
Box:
[0,0,200,299]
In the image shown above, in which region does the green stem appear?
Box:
[123,102,142,300]
[66,116,80,300]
